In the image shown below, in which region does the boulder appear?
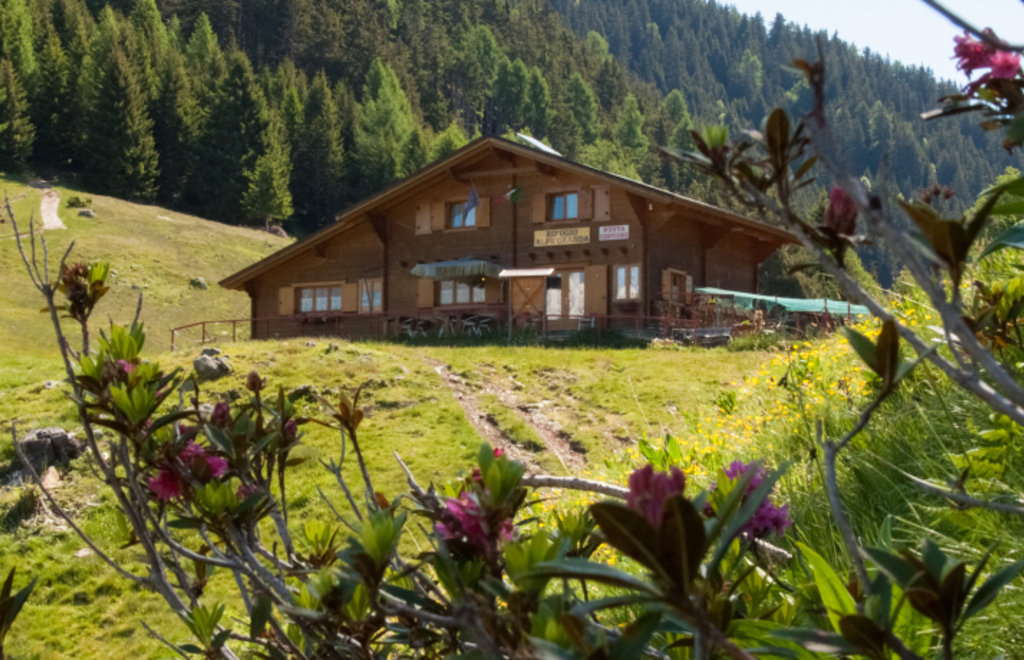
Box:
[193,355,232,382]
[18,427,85,472]
[305,340,317,347]
[190,277,208,291]
[78,209,97,218]
[198,403,215,422]
[43,380,61,389]
[200,347,222,356]
[268,225,288,238]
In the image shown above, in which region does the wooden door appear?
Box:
[584,265,608,325]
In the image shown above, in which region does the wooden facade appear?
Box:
[220,137,794,339]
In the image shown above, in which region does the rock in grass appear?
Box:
[41,466,61,489]
[190,277,208,291]
[18,428,84,472]
[193,355,232,382]
[201,347,222,356]
[78,209,97,218]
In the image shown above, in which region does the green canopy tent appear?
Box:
[411,258,504,282]
[694,287,871,317]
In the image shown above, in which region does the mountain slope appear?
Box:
[0,175,290,367]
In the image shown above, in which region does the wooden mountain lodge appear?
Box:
[212,136,795,344]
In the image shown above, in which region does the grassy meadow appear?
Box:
[2,174,1024,657]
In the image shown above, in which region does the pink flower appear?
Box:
[282,419,298,443]
[954,32,995,75]
[990,50,1021,79]
[237,483,260,500]
[493,447,505,458]
[626,465,687,526]
[824,187,857,236]
[720,461,792,539]
[180,441,228,478]
[435,491,514,550]
[210,402,232,428]
[117,359,135,374]
[148,469,185,500]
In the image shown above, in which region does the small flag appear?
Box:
[492,187,521,207]
[466,183,480,216]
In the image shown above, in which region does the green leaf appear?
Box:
[991,201,1024,216]
[842,327,877,374]
[568,595,653,617]
[610,612,662,660]
[981,224,1024,260]
[863,546,917,588]
[797,542,856,632]
[771,629,861,655]
[837,615,886,659]
[657,495,706,591]
[250,595,273,639]
[523,558,659,594]
[962,560,1024,621]
[589,502,665,576]
[1006,112,1024,146]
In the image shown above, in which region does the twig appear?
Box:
[920,0,1024,52]
[141,621,192,660]
[821,430,871,590]
[523,474,629,499]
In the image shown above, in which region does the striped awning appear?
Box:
[411,258,504,281]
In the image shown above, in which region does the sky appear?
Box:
[724,0,1024,82]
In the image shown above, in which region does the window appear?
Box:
[299,286,342,313]
[439,280,454,305]
[449,202,476,228]
[550,193,578,221]
[615,265,640,301]
[359,279,383,313]
[438,280,485,305]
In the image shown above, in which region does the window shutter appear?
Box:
[415,203,431,234]
[278,286,293,315]
[430,200,446,231]
[662,269,673,301]
[593,185,611,222]
[485,277,502,304]
[417,278,434,308]
[341,283,358,312]
[475,197,490,227]
[577,187,594,220]
[531,192,546,224]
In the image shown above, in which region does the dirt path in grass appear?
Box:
[30,181,65,231]
[427,358,585,474]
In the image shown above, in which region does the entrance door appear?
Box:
[546,270,585,330]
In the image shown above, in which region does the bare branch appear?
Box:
[523,474,629,499]
[920,0,1024,52]
[821,425,871,590]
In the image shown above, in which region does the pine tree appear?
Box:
[354,58,414,190]
[82,47,159,200]
[429,120,467,162]
[493,57,528,132]
[191,49,268,221]
[52,0,93,165]
[524,67,553,139]
[129,0,168,101]
[292,71,344,228]
[615,93,648,155]
[31,21,71,167]
[399,126,429,178]
[152,46,199,204]
[185,13,226,107]
[0,0,36,89]
[565,72,598,144]
[242,114,293,229]
[0,59,34,171]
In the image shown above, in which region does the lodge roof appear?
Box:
[219,136,794,290]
